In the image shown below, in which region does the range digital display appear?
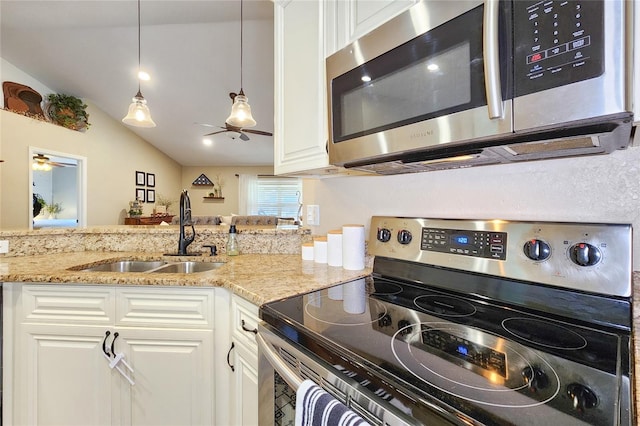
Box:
[421,228,508,260]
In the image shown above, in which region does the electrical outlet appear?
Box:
[0,240,8,254]
[306,205,320,226]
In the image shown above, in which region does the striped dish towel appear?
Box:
[295,379,372,426]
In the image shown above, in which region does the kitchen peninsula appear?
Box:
[0,225,371,426]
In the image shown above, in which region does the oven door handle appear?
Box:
[256,331,304,391]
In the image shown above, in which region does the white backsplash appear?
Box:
[303,145,640,269]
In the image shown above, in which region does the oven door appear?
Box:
[257,323,456,426]
[327,0,513,167]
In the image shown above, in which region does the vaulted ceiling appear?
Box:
[1,0,275,166]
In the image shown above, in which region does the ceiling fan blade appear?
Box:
[239,132,250,141]
[195,122,221,128]
[203,130,228,136]
[242,129,273,136]
[50,161,76,167]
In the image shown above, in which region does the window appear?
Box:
[239,175,302,218]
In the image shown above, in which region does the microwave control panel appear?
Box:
[514,0,604,96]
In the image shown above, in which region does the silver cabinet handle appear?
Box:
[256,332,303,391]
[483,0,503,119]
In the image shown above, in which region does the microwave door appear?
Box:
[327,1,514,167]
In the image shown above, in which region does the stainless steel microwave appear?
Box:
[326,0,634,174]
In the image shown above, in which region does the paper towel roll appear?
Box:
[343,278,366,314]
[301,242,314,261]
[314,237,328,264]
[342,224,365,270]
[328,284,343,300]
[327,230,343,267]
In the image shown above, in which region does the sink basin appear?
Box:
[81,260,168,272]
[152,262,224,274]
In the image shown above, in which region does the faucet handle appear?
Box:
[203,244,217,256]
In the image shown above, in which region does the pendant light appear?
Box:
[122,0,156,128]
[226,0,256,128]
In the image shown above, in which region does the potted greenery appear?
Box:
[46,93,90,131]
[33,193,46,217]
[155,194,174,214]
[44,202,63,219]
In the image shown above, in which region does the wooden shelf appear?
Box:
[203,197,224,200]
[125,215,174,225]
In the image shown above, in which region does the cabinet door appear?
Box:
[115,328,215,426]
[15,324,114,426]
[274,0,336,176]
[337,0,417,47]
[231,342,259,426]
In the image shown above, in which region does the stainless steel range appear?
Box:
[258,217,633,425]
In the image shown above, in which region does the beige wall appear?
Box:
[0,103,182,229]
[181,166,273,216]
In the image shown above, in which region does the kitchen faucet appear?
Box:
[177,190,195,255]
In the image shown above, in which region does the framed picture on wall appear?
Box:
[136,171,146,186]
[147,189,155,203]
[146,173,155,187]
[136,188,146,202]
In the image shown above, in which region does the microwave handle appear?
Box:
[483,0,503,119]
[256,331,304,391]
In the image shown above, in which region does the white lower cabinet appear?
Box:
[229,295,260,426]
[4,284,218,426]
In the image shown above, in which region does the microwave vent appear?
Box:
[503,136,599,156]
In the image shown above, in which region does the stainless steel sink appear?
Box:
[152,261,224,274]
[81,260,168,272]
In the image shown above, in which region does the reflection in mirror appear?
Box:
[30,149,85,229]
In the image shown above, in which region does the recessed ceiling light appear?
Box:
[361,75,372,82]
[203,138,213,146]
[427,64,439,72]
[138,70,150,81]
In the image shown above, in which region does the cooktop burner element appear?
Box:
[261,217,633,425]
[502,318,588,351]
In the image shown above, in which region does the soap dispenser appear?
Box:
[226,225,239,256]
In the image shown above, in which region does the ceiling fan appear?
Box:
[32,153,77,169]
[198,92,273,141]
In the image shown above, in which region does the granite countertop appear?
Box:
[0,251,370,305]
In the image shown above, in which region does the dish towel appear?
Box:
[295,379,372,426]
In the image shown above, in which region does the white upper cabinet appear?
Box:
[274,0,416,176]
[274,0,334,176]
[327,0,418,55]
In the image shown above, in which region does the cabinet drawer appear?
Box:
[21,285,115,325]
[231,296,259,347]
[115,287,215,329]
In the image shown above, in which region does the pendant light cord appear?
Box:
[240,0,244,93]
[137,0,141,94]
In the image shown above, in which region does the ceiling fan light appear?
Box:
[32,161,52,171]
[122,93,156,128]
[226,94,256,128]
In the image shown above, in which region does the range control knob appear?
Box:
[397,320,413,336]
[523,239,551,261]
[397,229,413,245]
[377,313,392,327]
[567,383,598,412]
[377,228,392,243]
[569,243,602,266]
[521,366,549,392]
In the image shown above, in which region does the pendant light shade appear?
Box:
[226,90,256,128]
[122,0,156,128]
[226,0,257,128]
[123,90,156,127]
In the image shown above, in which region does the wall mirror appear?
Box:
[29,147,87,229]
